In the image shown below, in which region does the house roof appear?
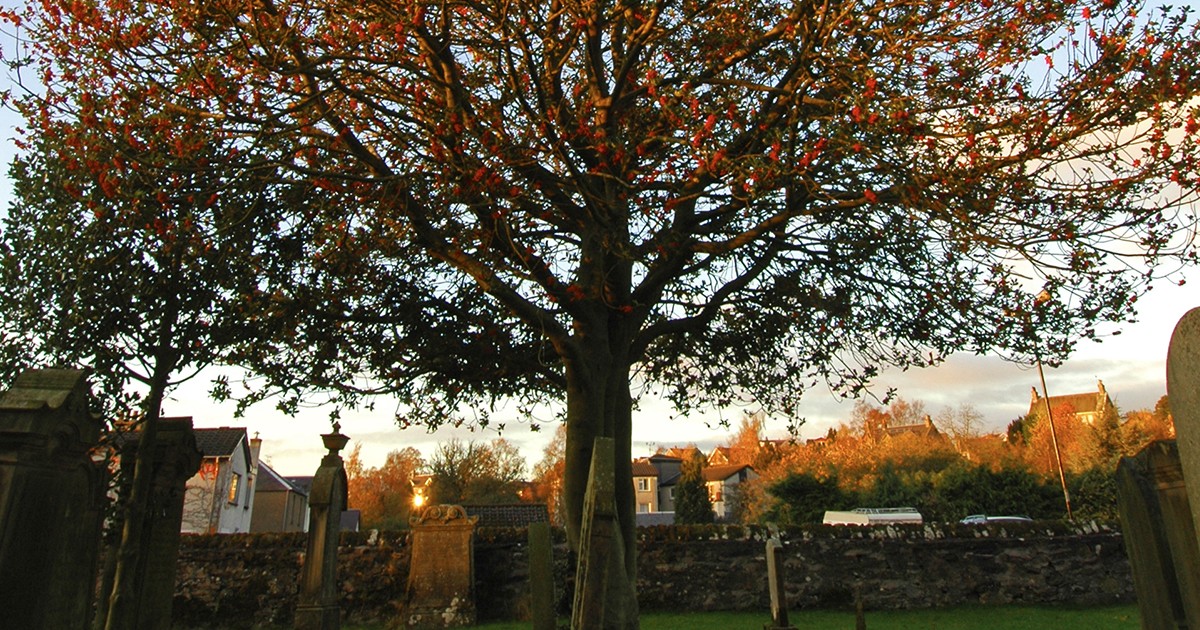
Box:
[882,421,941,439]
[465,503,550,528]
[703,464,754,482]
[193,427,249,458]
[1029,381,1113,418]
[632,458,659,477]
[657,447,699,461]
[287,476,315,494]
[256,461,308,495]
[708,446,732,464]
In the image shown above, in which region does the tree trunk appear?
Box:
[104,358,174,630]
[561,333,639,630]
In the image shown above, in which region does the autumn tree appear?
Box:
[346,445,427,529]
[531,423,569,525]
[1024,402,1089,474]
[1123,395,1176,449]
[427,438,528,505]
[7,1,1200,625]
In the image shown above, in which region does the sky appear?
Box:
[1,6,1198,476]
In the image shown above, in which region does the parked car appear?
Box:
[960,514,1033,525]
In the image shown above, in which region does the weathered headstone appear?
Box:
[763,536,797,630]
[571,436,634,630]
[111,416,203,630]
[295,427,350,630]
[529,520,556,630]
[0,369,105,630]
[1117,440,1200,630]
[402,504,480,628]
[1168,307,1200,552]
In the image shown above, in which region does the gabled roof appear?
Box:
[632,458,659,477]
[255,461,308,495]
[883,422,941,439]
[708,446,732,465]
[193,427,248,458]
[656,447,699,461]
[287,476,315,494]
[1030,392,1109,416]
[1028,380,1114,421]
[703,463,754,482]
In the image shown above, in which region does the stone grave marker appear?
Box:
[0,368,106,630]
[111,416,203,629]
[1117,440,1200,630]
[1168,306,1200,550]
[295,427,350,630]
[402,504,480,628]
[763,536,797,630]
[571,436,635,630]
[528,520,556,630]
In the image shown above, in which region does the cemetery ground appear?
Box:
[332,604,1144,629]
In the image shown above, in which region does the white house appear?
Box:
[182,427,259,534]
[703,463,757,520]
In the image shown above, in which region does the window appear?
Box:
[227,473,241,505]
[639,503,651,513]
[637,478,649,491]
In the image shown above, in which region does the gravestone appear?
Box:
[0,368,105,630]
[571,436,633,630]
[295,427,350,630]
[113,416,203,630]
[402,504,480,628]
[763,537,797,630]
[1168,307,1200,551]
[528,520,556,630]
[1117,440,1200,630]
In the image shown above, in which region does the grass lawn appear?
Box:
[446,604,1140,630]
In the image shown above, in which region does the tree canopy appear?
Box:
[4,0,1199,625]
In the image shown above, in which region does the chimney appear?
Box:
[1030,386,1039,405]
[249,432,263,473]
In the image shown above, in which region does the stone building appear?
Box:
[1028,379,1116,426]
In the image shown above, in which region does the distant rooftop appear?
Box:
[465,504,549,528]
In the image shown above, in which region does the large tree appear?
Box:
[5,0,1200,625]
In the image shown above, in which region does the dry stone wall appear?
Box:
[170,522,1133,628]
